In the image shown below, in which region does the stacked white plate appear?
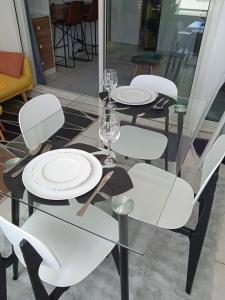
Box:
[22,149,103,200]
[111,86,157,105]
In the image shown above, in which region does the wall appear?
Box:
[0,0,22,52]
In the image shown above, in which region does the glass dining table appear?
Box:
[0,93,189,300]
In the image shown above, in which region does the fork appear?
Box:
[150,98,170,110]
[150,97,165,110]
[11,143,52,178]
[0,192,5,202]
[158,99,170,109]
[41,143,52,153]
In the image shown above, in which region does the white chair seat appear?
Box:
[120,163,194,229]
[16,202,118,287]
[112,125,168,160]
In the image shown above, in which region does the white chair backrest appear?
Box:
[130,75,178,101]
[194,134,225,203]
[19,94,65,149]
[0,216,60,269]
[198,111,225,168]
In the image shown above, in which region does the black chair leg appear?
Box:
[0,255,7,300]
[62,25,67,67]
[165,114,169,171]
[94,21,97,54]
[20,240,50,300]
[53,24,56,49]
[50,287,70,300]
[131,114,137,125]
[89,22,94,59]
[70,27,75,68]
[20,240,70,300]
[28,192,34,217]
[66,26,70,60]
[186,171,218,294]
[11,196,19,280]
[81,23,90,61]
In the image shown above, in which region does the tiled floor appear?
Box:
[45,42,197,99]
[46,57,99,97]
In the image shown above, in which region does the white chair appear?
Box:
[130,75,178,100]
[0,202,118,299]
[115,134,225,294]
[19,94,65,150]
[112,75,178,170]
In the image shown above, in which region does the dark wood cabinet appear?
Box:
[32,16,54,71]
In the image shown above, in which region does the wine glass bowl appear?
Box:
[103,69,118,108]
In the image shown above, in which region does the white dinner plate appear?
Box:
[22,149,103,200]
[111,86,157,105]
[32,152,91,191]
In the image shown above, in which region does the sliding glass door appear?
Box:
[103,0,210,100]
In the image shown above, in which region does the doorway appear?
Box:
[104,0,210,99]
[24,0,99,97]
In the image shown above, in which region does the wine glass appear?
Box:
[99,111,120,168]
[103,69,118,108]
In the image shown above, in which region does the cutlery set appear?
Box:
[150,97,170,110]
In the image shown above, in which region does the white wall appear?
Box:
[0,0,22,52]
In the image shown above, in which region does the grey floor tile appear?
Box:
[211,262,225,300]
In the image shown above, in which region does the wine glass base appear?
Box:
[103,157,117,168]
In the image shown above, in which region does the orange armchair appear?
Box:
[0,57,33,103]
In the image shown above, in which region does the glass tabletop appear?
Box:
[0,93,186,255]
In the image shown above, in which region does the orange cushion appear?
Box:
[0,51,25,78]
[0,81,6,91]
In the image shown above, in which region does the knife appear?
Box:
[76,171,114,217]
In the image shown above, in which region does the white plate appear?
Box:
[22,149,103,200]
[32,152,91,191]
[111,86,157,105]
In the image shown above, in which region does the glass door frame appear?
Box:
[98,0,106,93]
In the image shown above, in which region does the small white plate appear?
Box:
[111,86,157,105]
[32,152,91,191]
[22,149,103,200]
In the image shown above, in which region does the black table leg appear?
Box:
[11,195,19,280]
[112,197,134,300]
[118,215,129,300]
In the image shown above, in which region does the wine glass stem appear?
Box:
[108,89,111,103]
[108,143,112,160]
